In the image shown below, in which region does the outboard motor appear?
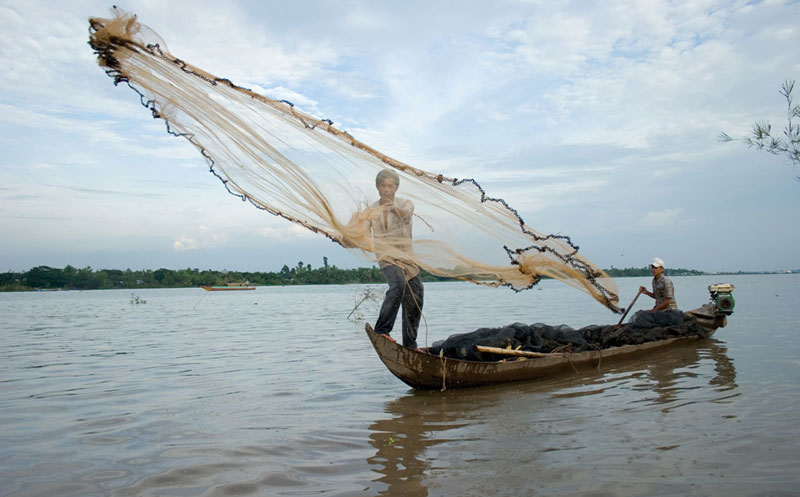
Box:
[708,283,735,316]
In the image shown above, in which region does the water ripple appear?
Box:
[1,277,799,496]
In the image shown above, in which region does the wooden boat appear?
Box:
[201,282,256,291]
[366,284,735,390]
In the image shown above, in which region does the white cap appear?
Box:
[650,257,665,268]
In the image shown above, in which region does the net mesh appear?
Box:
[88,8,621,312]
[429,310,708,361]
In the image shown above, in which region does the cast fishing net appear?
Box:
[88,8,621,312]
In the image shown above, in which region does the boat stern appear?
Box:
[686,283,735,330]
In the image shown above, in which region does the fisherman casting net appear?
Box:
[88,8,620,312]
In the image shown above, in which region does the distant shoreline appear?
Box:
[1,264,796,292]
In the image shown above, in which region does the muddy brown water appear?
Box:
[1,274,798,496]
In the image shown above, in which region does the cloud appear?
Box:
[638,208,687,230]
[1,0,799,274]
[0,103,198,162]
[172,226,227,252]
[259,223,321,241]
[40,183,163,199]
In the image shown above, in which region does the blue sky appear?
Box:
[1,0,799,274]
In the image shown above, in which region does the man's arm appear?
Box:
[653,279,676,310]
[651,297,672,311]
[391,198,414,221]
[339,210,371,248]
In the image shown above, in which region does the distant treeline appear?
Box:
[604,267,705,278]
[0,260,449,292]
[1,262,709,292]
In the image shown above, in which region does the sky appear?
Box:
[1,0,799,274]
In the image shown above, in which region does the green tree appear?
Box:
[25,266,61,289]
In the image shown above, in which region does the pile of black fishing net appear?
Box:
[428,310,708,361]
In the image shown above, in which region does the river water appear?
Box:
[1,274,798,496]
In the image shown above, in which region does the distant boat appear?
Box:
[201,282,256,291]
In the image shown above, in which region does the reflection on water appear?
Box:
[623,340,738,409]
[705,342,738,391]
[367,339,739,496]
[542,340,739,409]
[368,395,458,497]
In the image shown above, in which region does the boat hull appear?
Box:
[201,286,256,291]
[366,315,723,390]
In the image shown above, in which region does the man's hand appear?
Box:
[391,205,411,219]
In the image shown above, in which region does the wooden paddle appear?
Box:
[617,289,643,325]
[475,345,566,358]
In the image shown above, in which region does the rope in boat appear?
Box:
[440,354,447,392]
